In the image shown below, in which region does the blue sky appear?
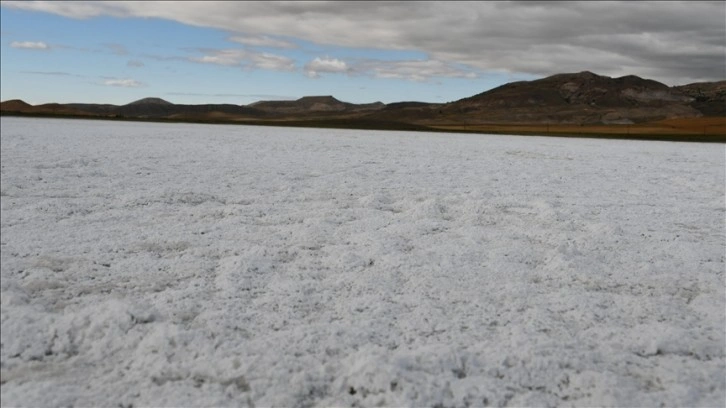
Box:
[1,1,723,106]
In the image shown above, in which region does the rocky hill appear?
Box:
[432,71,703,124]
[251,95,384,115]
[2,72,724,127]
[674,81,726,116]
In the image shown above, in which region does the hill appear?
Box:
[674,81,726,116]
[0,99,33,111]
[2,72,723,139]
[126,97,174,106]
[432,71,702,124]
[251,95,384,116]
[13,98,266,119]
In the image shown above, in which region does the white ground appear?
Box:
[1,117,724,407]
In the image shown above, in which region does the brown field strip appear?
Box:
[3,111,724,142]
[430,117,726,136]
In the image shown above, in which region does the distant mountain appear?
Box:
[126,97,174,106]
[674,81,726,116]
[35,98,266,119]
[1,100,88,116]
[434,71,703,124]
[65,103,119,115]
[0,99,33,111]
[114,102,263,119]
[361,101,444,123]
[2,72,724,127]
[251,95,385,115]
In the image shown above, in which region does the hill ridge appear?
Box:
[2,71,724,125]
[126,97,173,106]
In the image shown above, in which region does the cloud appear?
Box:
[2,1,132,19]
[49,43,93,52]
[102,78,144,87]
[357,59,478,82]
[127,59,145,67]
[10,41,49,50]
[304,57,349,78]
[20,70,74,76]
[3,1,724,84]
[190,48,295,71]
[166,92,296,100]
[251,53,295,71]
[139,53,186,62]
[104,43,128,55]
[302,56,477,81]
[228,35,296,49]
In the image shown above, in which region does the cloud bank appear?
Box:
[3,1,724,84]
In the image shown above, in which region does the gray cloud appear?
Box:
[303,56,479,81]
[139,53,187,62]
[127,59,144,67]
[4,1,724,84]
[356,59,478,82]
[104,43,128,55]
[228,35,296,49]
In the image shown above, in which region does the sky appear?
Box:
[1,1,724,106]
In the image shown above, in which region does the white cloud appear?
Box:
[359,59,478,82]
[192,53,240,66]
[302,57,477,81]
[102,78,143,87]
[10,41,49,50]
[304,57,349,78]
[3,1,724,84]
[228,35,295,49]
[190,48,295,71]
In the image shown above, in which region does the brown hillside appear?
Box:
[33,103,90,116]
[437,71,701,124]
[675,81,726,116]
[0,99,33,112]
[251,95,384,115]
[1,71,723,140]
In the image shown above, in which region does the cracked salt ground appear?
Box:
[1,117,724,407]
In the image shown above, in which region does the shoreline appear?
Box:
[2,111,724,143]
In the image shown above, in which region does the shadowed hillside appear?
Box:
[675,81,726,116]
[2,71,724,141]
[431,71,702,125]
[251,95,385,116]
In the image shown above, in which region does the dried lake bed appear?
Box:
[1,117,724,406]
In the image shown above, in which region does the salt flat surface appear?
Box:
[1,117,724,407]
